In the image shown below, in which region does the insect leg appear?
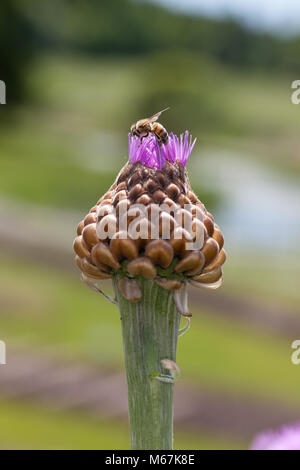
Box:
[140,132,149,143]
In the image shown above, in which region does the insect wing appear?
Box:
[148,107,170,123]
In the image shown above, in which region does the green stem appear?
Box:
[113,277,181,450]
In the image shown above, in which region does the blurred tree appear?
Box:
[1,0,299,107]
[0,0,36,103]
[15,0,300,74]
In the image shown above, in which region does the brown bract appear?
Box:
[117,278,142,302]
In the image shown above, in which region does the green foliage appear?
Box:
[0,0,36,103]
[2,0,300,106]
[0,399,243,449]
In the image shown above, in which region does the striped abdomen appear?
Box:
[151,122,168,144]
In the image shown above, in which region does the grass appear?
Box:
[0,253,294,449]
[0,122,117,211]
[0,399,245,450]
[180,309,298,403]
[224,252,300,311]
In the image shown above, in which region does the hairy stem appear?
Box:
[113,278,181,450]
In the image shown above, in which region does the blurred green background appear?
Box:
[0,0,300,450]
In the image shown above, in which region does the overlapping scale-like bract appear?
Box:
[74,132,225,302]
[74,132,226,302]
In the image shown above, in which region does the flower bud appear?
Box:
[73,131,226,300]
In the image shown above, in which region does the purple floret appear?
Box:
[250,422,300,450]
[128,131,196,169]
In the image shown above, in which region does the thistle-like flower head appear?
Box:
[128,131,196,169]
[74,130,226,308]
